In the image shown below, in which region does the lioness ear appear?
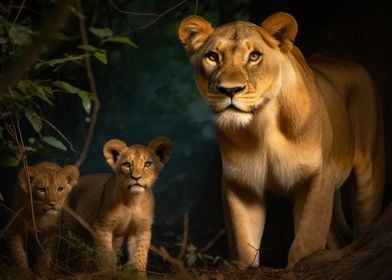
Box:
[261,12,298,53]
[18,166,37,193]
[103,139,128,170]
[148,136,173,165]
[178,15,214,56]
[61,165,79,188]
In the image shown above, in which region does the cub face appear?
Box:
[18,162,79,216]
[103,137,173,195]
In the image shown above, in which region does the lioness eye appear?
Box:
[144,161,152,168]
[249,51,262,62]
[205,51,219,62]
[122,162,131,169]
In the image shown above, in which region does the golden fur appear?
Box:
[7,162,79,275]
[178,12,385,268]
[65,137,172,274]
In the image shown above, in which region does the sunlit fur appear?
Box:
[179,12,384,269]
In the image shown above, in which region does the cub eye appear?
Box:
[144,161,152,168]
[122,162,131,169]
[249,51,262,62]
[58,186,65,192]
[205,51,219,62]
[37,187,46,193]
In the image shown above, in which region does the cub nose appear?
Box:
[216,85,246,97]
[131,174,142,180]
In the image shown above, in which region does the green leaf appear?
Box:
[25,111,42,133]
[105,36,138,48]
[89,27,113,38]
[30,83,54,105]
[0,154,19,167]
[41,136,67,151]
[17,80,54,105]
[78,45,107,64]
[52,81,92,114]
[35,55,85,70]
[8,24,32,46]
[77,44,98,52]
[93,50,107,64]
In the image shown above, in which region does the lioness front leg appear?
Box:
[222,178,266,268]
[288,173,335,267]
[126,230,152,274]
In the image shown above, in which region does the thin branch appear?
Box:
[74,0,101,168]
[41,117,79,154]
[12,0,26,23]
[177,213,190,260]
[0,0,74,96]
[89,0,101,27]
[150,245,192,278]
[197,229,225,255]
[63,205,97,239]
[194,0,199,15]
[0,205,25,239]
[6,0,14,18]
[14,118,38,236]
[108,0,159,16]
[120,0,187,34]
[8,116,46,256]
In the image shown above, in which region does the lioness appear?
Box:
[178,12,384,268]
[7,162,79,275]
[65,137,172,274]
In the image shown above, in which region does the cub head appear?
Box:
[178,12,298,128]
[103,137,173,195]
[18,162,79,215]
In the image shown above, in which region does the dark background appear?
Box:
[1,0,391,271]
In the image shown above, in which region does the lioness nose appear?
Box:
[217,85,245,97]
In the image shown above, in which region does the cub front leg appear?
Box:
[126,229,152,274]
[222,178,266,268]
[36,233,58,275]
[289,172,335,267]
[94,229,117,271]
[9,232,29,273]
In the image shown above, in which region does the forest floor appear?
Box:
[1,204,391,279]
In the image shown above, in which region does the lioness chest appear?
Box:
[220,130,322,194]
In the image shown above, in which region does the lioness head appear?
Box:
[178,12,298,128]
[18,162,79,215]
[103,137,173,194]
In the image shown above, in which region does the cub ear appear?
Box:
[103,139,128,170]
[61,165,79,187]
[178,15,214,56]
[18,166,38,193]
[261,12,298,53]
[148,136,173,165]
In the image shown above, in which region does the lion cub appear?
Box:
[7,162,79,276]
[66,137,172,274]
